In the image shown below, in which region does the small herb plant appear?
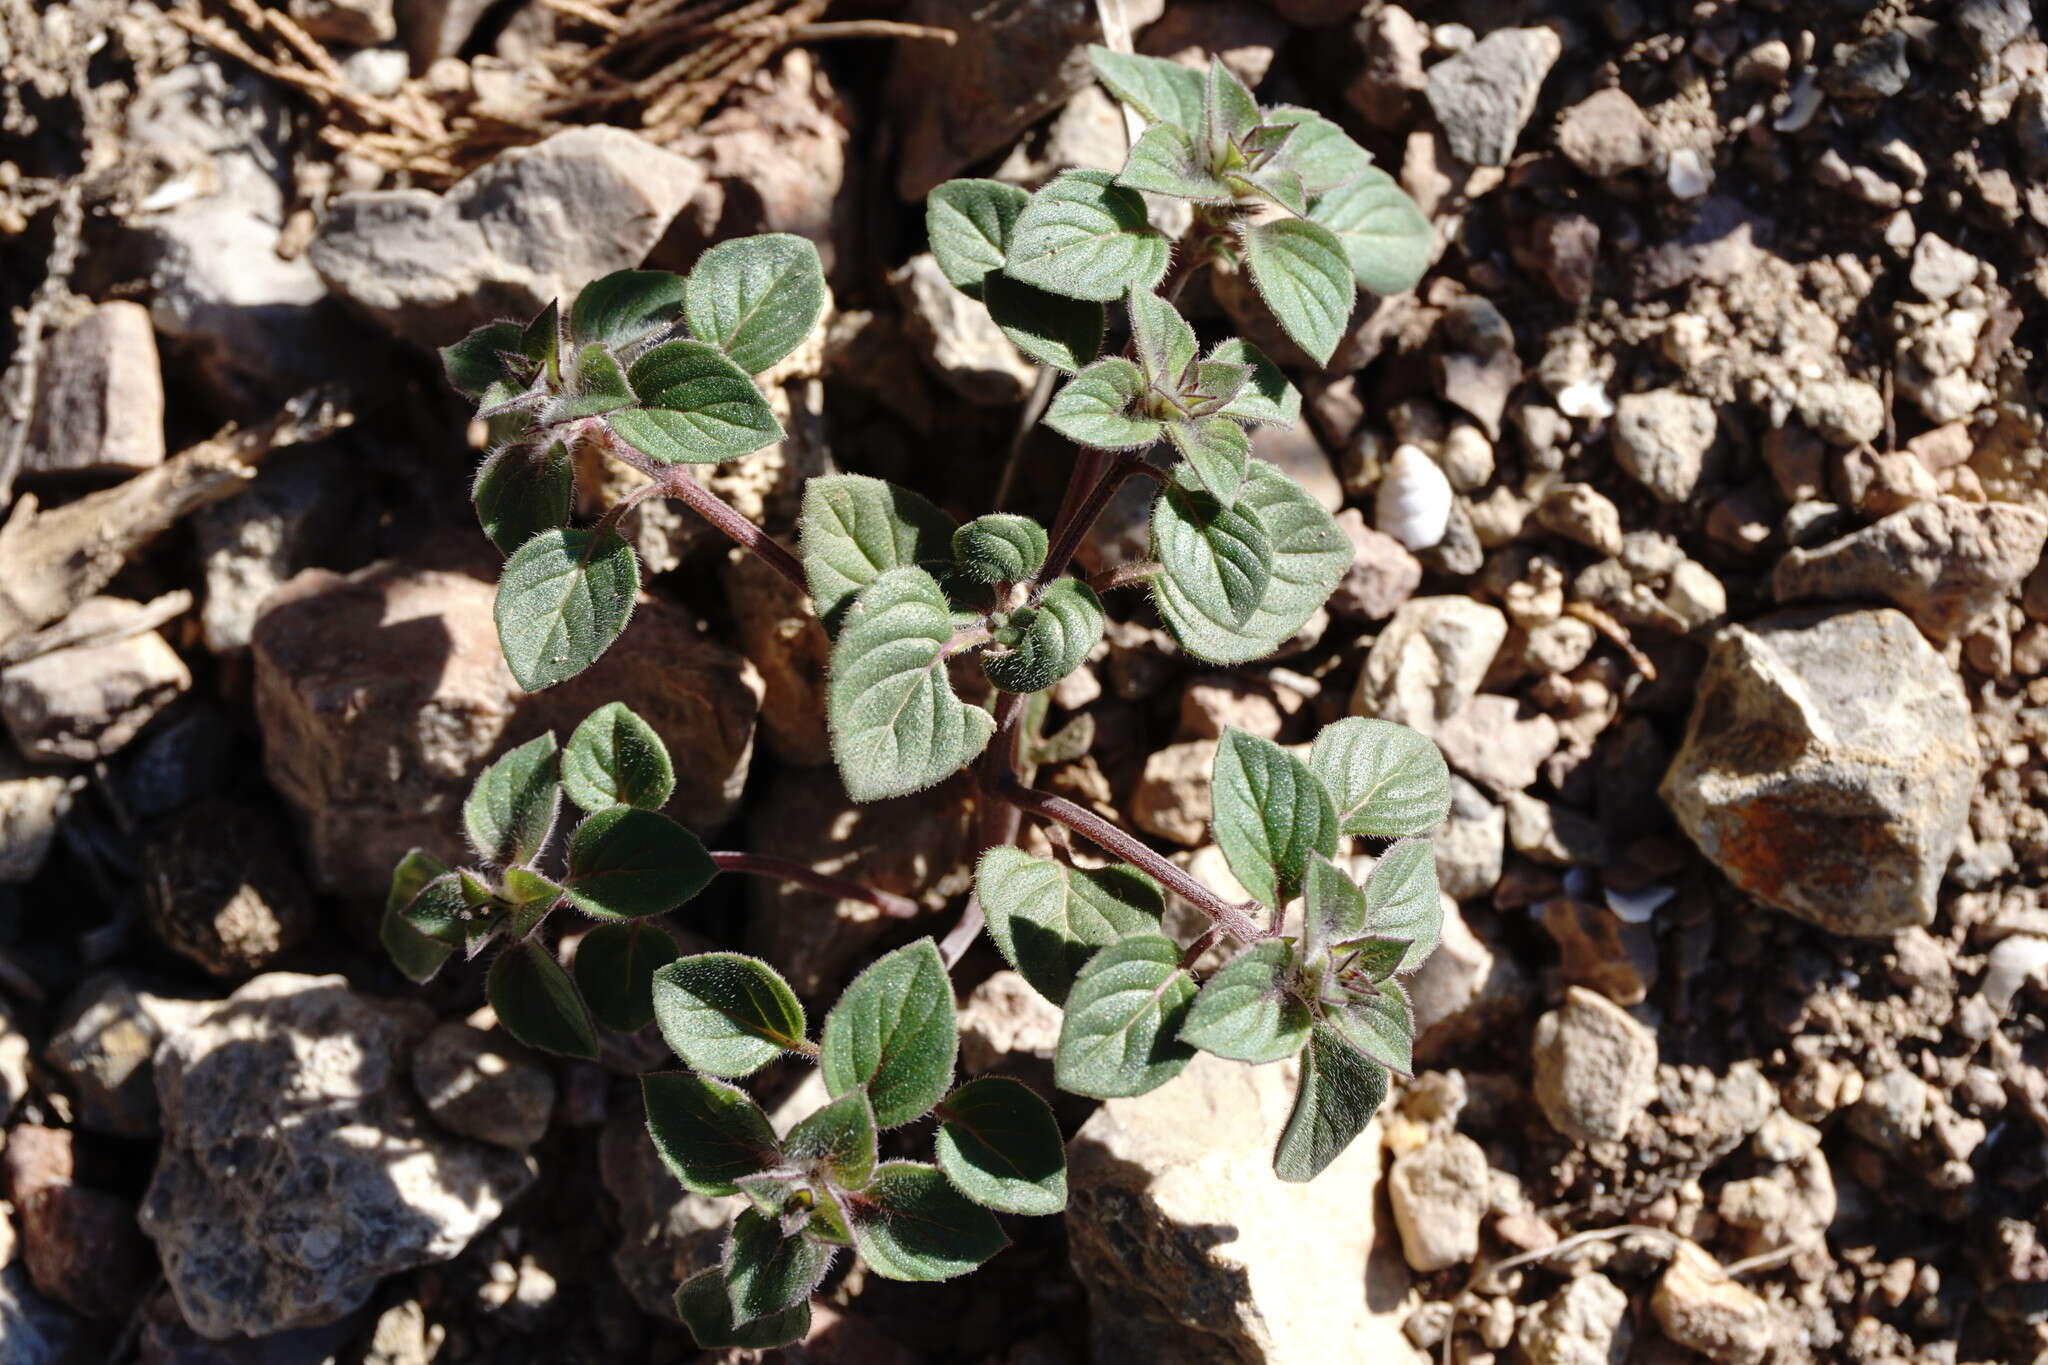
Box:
[384,50,1444,1350]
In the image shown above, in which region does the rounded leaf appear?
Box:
[643,1070,780,1196]
[570,269,684,351]
[675,1266,809,1350]
[799,474,958,636]
[974,847,1163,1005]
[574,920,681,1032]
[925,179,1029,295]
[1242,217,1354,366]
[935,1078,1068,1215]
[473,440,573,555]
[464,732,561,867]
[1004,170,1169,303]
[683,233,828,375]
[1055,935,1197,1099]
[1151,475,1275,630]
[494,528,638,691]
[1204,338,1301,428]
[1044,357,1164,451]
[1306,716,1452,839]
[982,579,1104,694]
[563,701,676,813]
[1309,166,1433,298]
[610,339,783,464]
[1179,939,1312,1064]
[1273,1022,1388,1182]
[724,1208,831,1324]
[651,952,808,1077]
[381,850,455,983]
[1363,836,1442,971]
[1211,728,1338,910]
[565,806,714,919]
[820,939,956,1128]
[952,514,1048,584]
[782,1088,878,1191]
[443,321,527,400]
[983,275,1105,373]
[849,1161,1008,1282]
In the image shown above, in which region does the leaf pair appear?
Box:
[925,179,1107,373]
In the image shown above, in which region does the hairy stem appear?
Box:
[1032,450,1151,603]
[709,851,921,920]
[1087,560,1161,594]
[990,777,1271,946]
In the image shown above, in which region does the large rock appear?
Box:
[16,301,164,475]
[1424,27,1562,167]
[252,557,761,894]
[310,127,704,349]
[139,974,536,1338]
[1351,597,1508,736]
[1772,498,2048,641]
[1066,1052,1422,1364]
[1660,607,1976,936]
[892,252,1037,404]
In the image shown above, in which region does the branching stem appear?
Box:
[709,851,921,920]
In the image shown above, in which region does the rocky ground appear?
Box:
[1,0,2047,1361]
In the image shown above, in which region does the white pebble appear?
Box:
[1666,147,1711,199]
[1375,444,1454,551]
[1605,884,1675,924]
[1983,935,2048,1016]
[1556,377,1614,420]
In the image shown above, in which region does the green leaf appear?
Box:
[1211,729,1338,909]
[1117,121,1232,201]
[1306,717,1450,838]
[1127,288,1198,389]
[1055,935,1198,1099]
[1230,163,1308,216]
[1265,107,1374,196]
[1004,170,1169,303]
[783,1088,878,1190]
[1044,357,1164,450]
[925,179,1030,296]
[1309,166,1433,297]
[473,440,573,555]
[1179,939,1313,1064]
[1186,360,1250,415]
[1203,58,1261,167]
[683,233,828,375]
[983,579,1104,694]
[562,701,676,813]
[820,938,956,1128]
[1303,850,1365,962]
[1272,1022,1388,1182]
[477,378,539,448]
[564,806,714,918]
[1150,460,1350,665]
[651,952,808,1077]
[952,514,1048,584]
[935,1077,1067,1215]
[1150,474,1275,630]
[395,870,487,946]
[1243,218,1355,366]
[521,299,562,386]
[381,850,455,982]
[850,1162,1008,1282]
[1087,46,1207,132]
[827,567,995,803]
[1165,415,1249,506]
[675,1266,809,1350]
[487,939,598,1059]
[1332,935,1411,986]
[1205,338,1300,427]
[556,342,637,420]
[974,848,1163,1005]
[799,474,958,636]
[643,1070,780,1195]
[1363,836,1442,972]
[724,1208,831,1324]
[982,274,1106,373]
[610,339,784,464]
[503,866,563,938]
[464,733,561,867]
[574,920,680,1032]
[494,528,638,691]
[1326,980,1414,1077]
[443,321,527,400]
[569,268,685,351]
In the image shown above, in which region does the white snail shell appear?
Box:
[1375,444,1453,551]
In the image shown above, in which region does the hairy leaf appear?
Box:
[521,299,562,386]
[1307,716,1452,839]
[502,866,564,938]
[1202,58,1261,168]
[675,1267,809,1350]
[1327,980,1414,1077]
[569,268,685,351]
[974,847,1163,1004]
[1302,850,1366,962]
[651,952,808,1077]
[494,528,638,691]
[1044,357,1163,450]
[952,514,1048,584]
[564,806,713,918]
[1179,938,1312,1063]
[611,339,783,464]
[1265,107,1373,196]
[393,871,484,946]
[827,567,994,803]
[821,938,956,1128]
[935,1077,1067,1215]
[1127,288,1198,389]
[574,920,681,1032]
[925,179,1029,296]
[443,321,527,399]
[464,733,561,867]
[1229,162,1307,216]
[381,850,454,982]
[1055,935,1197,1099]
[644,1070,780,1195]
[562,701,675,813]
[783,1089,878,1191]
[982,274,1106,373]
[488,940,598,1059]
[1204,338,1300,427]
[850,1162,1008,1282]
[473,440,573,555]
[1211,729,1337,909]
[1150,475,1274,630]
[724,1208,830,1324]
[1004,170,1168,303]
[683,233,828,374]
[1272,1022,1387,1182]
[556,342,637,420]
[983,579,1104,694]
[799,474,957,635]
[1165,414,1249,506]
[1363,837,1442,971]
[1150,461,1350,664]
[1309,166,1433,297]
[1117,121,1231,201]
[1243,218,1354,366]
[1087,45,1206,132]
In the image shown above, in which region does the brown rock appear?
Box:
[1137,0,1286,87]
[1177,675,1286,741]
[1653,1241,1775,1365]
[1346,5,1429,127]
[1514,212,1600,302]
[19,1182,155,1319]
[1532,986,1658,1144]
[957,969,1062,1077]
[1762,426,1826,502]
[1554,88,1656,178]
[721,549,831,767]
[19,302,165,475]
[1329,510,1423,622]
[3,1124,72,1201]
[1435,694,1558,798]
[1538,898,1656,1006]
[0,599,191,762]
[1131,739,1217,847]
[142,799,314,978]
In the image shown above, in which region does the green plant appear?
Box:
[385,52,1445,1350]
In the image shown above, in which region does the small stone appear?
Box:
[892,252,1035,405]
[1731,40,1792,85]
[0,746,71,884]
[290,0,394,44]
[194,446,352,655]
[1653,1241,1775,1365]
[142,799,314,977]
[1848,1068,1931,1155]
[1136,0,1286,88]
[1612,389,1716,504]
[1517,212,1600,303]
[1793,378,1885,447]
[17,302,165,475]
[1662,608,1976,936]
[1663,560,1727,632]
[1412,896,1528,1060]
[1539,899,1655,1006]
[1435,776,1505,900]
[1753,1111,1824,1165]
[1347,5,1429,127]
[1131,739,1218,848]
[1535,484,1624,557]
[1909,233,1980,302]
[1388,1134,1489,1271]
[1435,695,1557,798]
[41,975,203,1137]
[1177,675,1285,742]
[16,1178,154,1320]
[1823,31,1910,100]
[1376,444,1455,551]
[412,1021,557,1151]
[1506,793,1607,866]
[1520,1272,1630,1365]
[1907,423,1975,475]
[1532,986,1658,1144]
[1554,88,1655,179]
[1329,511,1424,622]
[1425,27,1563,166]
[0,997,26,1121]
[1839,449,1940,518]
[1352,598,1508,737]
[0,600,191,762]
[957,970,1062,1076]
[1762,426,1826,502]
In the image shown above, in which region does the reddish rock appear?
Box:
[1329,510,1424,621]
